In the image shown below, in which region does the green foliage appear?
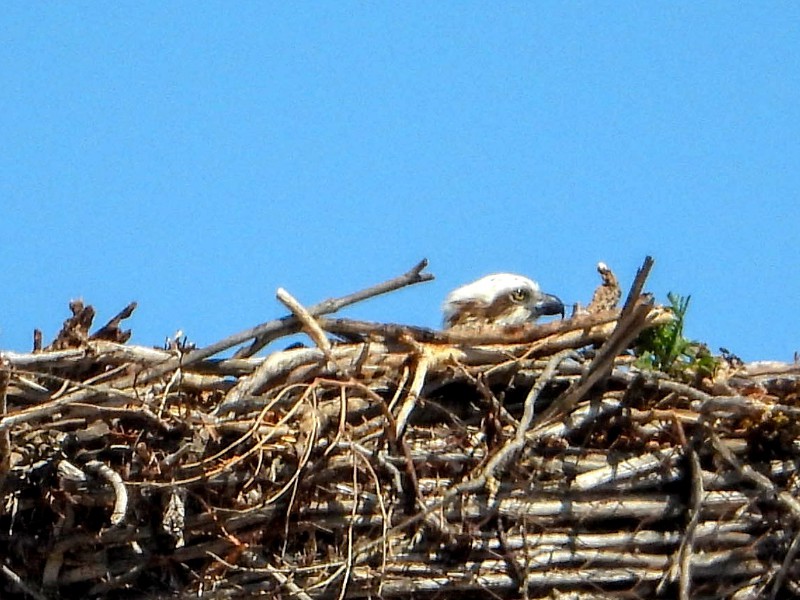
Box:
[634,292,718,380]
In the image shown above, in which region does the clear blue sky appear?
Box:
[1,5,798,361]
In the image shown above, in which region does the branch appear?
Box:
[235,259,433,358]
[0,564,48,600]
[90,301,137,343]
[621,255,654,319]
[276,287,334,362]
[319,310,622,346]
[8,260,434,414]
[531,256,656,428]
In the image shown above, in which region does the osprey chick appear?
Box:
[443,273,564,329]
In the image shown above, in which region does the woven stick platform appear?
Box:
[1,259,798,599]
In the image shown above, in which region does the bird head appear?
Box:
[442,273,565,329]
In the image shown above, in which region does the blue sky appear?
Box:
[1,4,798,361]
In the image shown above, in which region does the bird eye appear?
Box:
[510,288,530,303]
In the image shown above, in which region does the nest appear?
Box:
[1,258,799,600]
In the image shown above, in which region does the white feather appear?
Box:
[442,273,540,325]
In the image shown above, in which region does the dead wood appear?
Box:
[0,258,798,599]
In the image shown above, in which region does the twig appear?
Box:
[394,337,431,438]
[658,445,703,597]
[621,255,654,319]
[710,428,800,521]
[0,378,140,431]
[364,348,581,532]
[319,310,622,346]
[769,526,800,600]
[275,287,335,363]
[336,453,358,600]
[90,301,137,342]
[0,564,49,600]
[571,448,682,493]
[216,349,324,414]
[0,362,10,492]
[532,256,656,428]
[480,350,580,487]
[528,394,621,442]
[351,444,391,592]
[85,460,128,526]
[236,258,434,358]
[680,447,703,600]
[261,560,313,600]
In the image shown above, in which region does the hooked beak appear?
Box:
[533,293,565,319]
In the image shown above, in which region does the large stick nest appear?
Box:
[1,258,799,599]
